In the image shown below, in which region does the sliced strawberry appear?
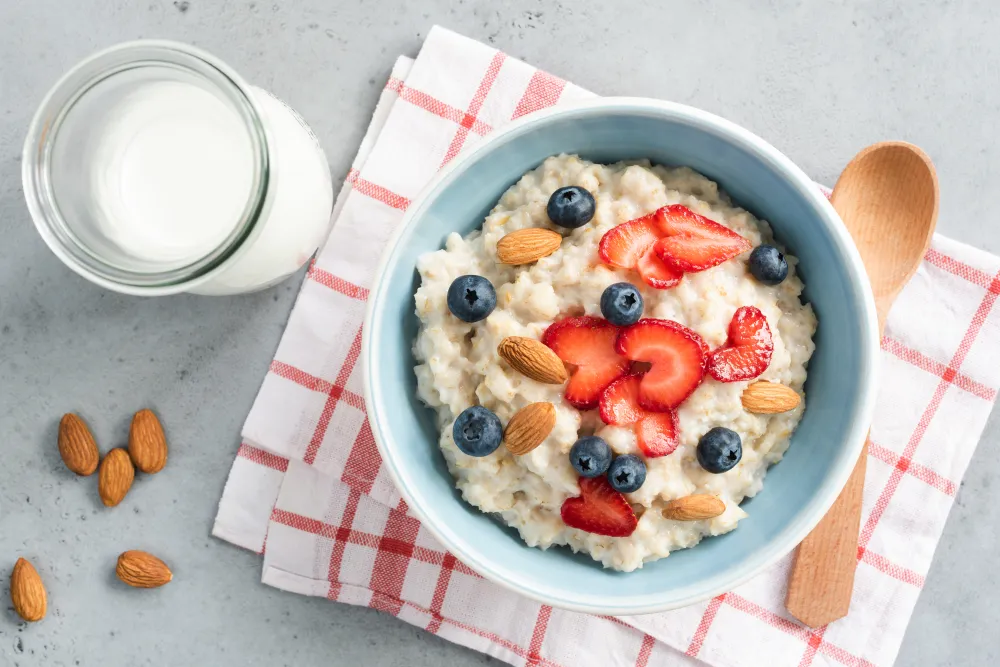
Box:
[560,476,638,537]
[615,319,708,411]
[542,316,629,410]
[597,213,660,269]
[635,410,679,457]
[653,206,751,273]
[599,374,680,457]
[707,306,773,382]
[636,244,683,289]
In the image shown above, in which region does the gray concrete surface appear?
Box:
[0,1,998,665]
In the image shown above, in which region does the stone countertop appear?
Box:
[1,1,998,665]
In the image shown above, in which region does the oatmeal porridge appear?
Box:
[412,154,817,572]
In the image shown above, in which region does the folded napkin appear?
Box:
[213,26,1000,667]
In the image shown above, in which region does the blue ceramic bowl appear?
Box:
[363,98,878,615]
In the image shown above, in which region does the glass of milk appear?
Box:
[23,40,334,296]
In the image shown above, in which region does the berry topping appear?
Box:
[542,316,629,410]
[653,205,752,273]
[547,186,596,229]
[607,454,647,493]
[560,476,638,537]
[706,306,773,382]
[749,244,789,286]
[600,282,644,327]
[599,374,679,457]
[636,244,683,289]
[452,406,503,457]
[446,275,497,323]
[614,319,709,411]
[696,427,742,473]
[598,212,661,270]
[569,436,613,478]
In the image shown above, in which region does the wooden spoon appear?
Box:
[785,142,939,628]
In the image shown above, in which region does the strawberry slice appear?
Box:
[599,374,679,457]
[542,316,629,410]
[636,244,683,289]
[653,206,751,273]
[561,476,638,537]
[597,213,660,270]
[707,306,773,382]
[615,319,709,411]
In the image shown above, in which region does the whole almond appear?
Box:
[58,413,100,476]
[741,381,801,414]
[128,409,168,474]
[504,402,556,455]
[116,551,173,589]
[662,495,726,521]
[10,558,47,622]
[496,228,562,265]
[99,448,135,507]
[497,337,568,384]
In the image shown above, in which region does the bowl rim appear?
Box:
[362,96,879,615]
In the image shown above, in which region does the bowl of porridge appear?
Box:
[362,98,878,614]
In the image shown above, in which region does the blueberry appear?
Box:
[546,186,596,229]
[569,436,613,478]
[696,427,742,473]
[600,282,644,326]
[446,275,497,322]
[749,245,789,286]
[452,406,503,457]
[607,454,646,493]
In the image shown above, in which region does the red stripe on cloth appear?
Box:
[340,418,380,494]
[398,86,493,135]
[303,327,364,466]
[924,248,999,290]
[796,627,826,667]
[511,71,567,120]
[269,509,481,578]
[307,265,370,301]
[236,442,289,472]
[269,361,365,411]
[858,548,926,587]
[634,633,656,667]
[882,336,996,400]
[425,553,459,635]
[323,491,361,600]
[526,605,552,667]
[859,277,1000,551]
[384,76,404,93]
[686,594,725,656]
[868,441,957,497]
[440,52,506,167]
[346,168,411,210]
[368,509,422,616]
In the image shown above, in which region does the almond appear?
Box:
[497,337,568,384]
[661,495,726,521]
[10,558,47,622]
[128,409,168,474]
[504,402,556,455]
[741,381,801,414]
[116,551,173,588]
[99,448,135,507]
[496,228,562,265]
[58,413,100,476]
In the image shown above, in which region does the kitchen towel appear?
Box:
[213,26,1000,667]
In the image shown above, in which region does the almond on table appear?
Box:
[58,413,100,476]
[128,408,168,474]
[10,558,47,622]
[99,448,135,507]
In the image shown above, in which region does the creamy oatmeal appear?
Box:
[412,154,816,572]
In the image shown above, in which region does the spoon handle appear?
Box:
[785,439,868,627]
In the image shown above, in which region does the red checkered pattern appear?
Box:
[214,26,1000,667]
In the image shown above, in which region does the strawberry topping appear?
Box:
[597,213,661,270]
[636,244,683,289]
[560,476,638,537]
[599,374,679,457]
[542,316,629,410]
[654,205,752,273]
[614,319,709,411]
[706,306,773,382]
